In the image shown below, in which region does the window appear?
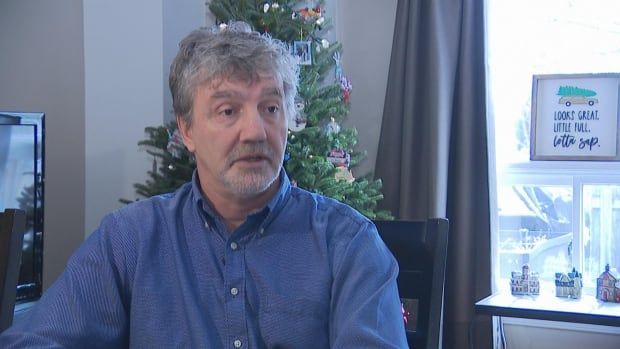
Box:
[487,0,620,294]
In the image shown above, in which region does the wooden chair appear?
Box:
[373,218,449,349]
[0,209,26,332]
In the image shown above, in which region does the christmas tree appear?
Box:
[124,0,392,219]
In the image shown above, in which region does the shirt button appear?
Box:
[233,339,242,348]
[204,221,209,229]
[258,227,265,235]
[230,287,239,296]
[230,241,238,250]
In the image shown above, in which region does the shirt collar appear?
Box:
[190,169,291,226]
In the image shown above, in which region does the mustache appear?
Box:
[227,142,276,164]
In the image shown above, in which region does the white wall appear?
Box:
[83,0,164,235]
[335,0,398,176]
[0,0,85,289]
[502,318,620,349]
[163,0,208,123]
[83,0,206,235]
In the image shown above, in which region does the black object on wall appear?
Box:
[0,112,45,302]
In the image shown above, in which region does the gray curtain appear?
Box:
[375,0,492,348]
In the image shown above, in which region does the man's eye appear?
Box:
[220,108,235,116]
[266,105,279,113]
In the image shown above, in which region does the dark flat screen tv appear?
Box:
[0,111,44,302]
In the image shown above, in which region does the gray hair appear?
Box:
[169,21,299,126]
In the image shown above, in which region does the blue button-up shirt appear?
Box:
[1,171,407,348]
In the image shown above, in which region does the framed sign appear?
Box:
[530,73,620,161]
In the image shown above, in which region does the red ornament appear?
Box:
[339,75,352,104]
[342,89,351,104]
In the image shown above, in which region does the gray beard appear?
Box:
[220,141,283,197]
[221,166,280,197]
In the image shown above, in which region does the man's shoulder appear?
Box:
[287,186,371,232]
[96,182,193,238]
[114,182,193,217]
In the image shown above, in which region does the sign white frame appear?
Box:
[530,73,620,161]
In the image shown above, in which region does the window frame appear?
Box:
[496,160,620,294]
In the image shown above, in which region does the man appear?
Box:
[0,22,407,348]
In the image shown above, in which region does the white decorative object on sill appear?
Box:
[510,264,540,295]
[596,264,620,302]
[554,268,583,299]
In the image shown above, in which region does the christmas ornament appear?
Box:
[298,6,322,20]
[323,117,340,136]
[315,38,330,53]
[339,75,352,104]
[327,148,350,168]
[166,128,185,159]
[333,52,343,79]
[289,96,307,132]
[263,3,270,13]
[333,52,353,104]
[293,41,312,65]
[334,167,354,183]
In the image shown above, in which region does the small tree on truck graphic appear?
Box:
[557,85,598,106]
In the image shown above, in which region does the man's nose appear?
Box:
[239,108,267,142]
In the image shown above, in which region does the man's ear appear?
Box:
[176,115,196,152]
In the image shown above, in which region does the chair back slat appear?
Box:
[374,218,449,349]
[0,209,26,332]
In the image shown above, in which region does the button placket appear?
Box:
[223,234,246,347]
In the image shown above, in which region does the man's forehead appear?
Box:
[206,75,284,94]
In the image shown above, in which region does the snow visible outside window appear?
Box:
[487,0,620,294]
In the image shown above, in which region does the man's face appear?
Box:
[178,75,288,199]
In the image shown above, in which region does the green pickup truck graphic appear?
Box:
[557,85,598,106]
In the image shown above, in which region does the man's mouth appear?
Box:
[234,154,269,163]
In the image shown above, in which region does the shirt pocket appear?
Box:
[259,294,329,348]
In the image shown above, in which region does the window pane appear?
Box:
[488,0,620,294]
[498,185,572,281]
[582,184,620,287]
[488,0,620,167]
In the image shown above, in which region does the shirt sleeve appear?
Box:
[329,221,408,348]
[0,213,131,348]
